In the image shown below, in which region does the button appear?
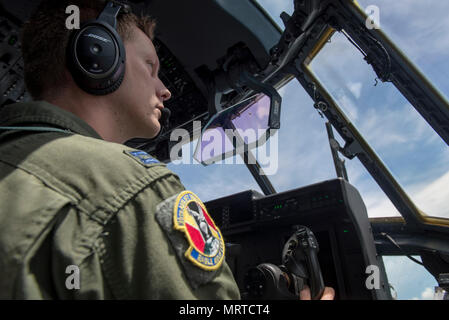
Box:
[91,44,102,54]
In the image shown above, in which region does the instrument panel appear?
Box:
[205,178,393,300]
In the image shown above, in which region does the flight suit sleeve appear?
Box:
[95,171,241,299]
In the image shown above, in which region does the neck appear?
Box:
[46,88,127,144]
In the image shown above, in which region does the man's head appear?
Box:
[21,0,171,142]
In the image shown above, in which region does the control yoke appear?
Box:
[243,226,325,300]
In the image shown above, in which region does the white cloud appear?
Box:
[335,91,359,121]
[420,287,435,300]
[413,287,435,300]
[349,167,449,219]
[410,170,449,218]
[348,82,363,99]
[364,192,401,218]
[356,106,420,151]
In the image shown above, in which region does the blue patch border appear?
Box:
[124,150,160,166]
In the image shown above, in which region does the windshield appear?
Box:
[307,26,449,220]
[356,0,449,100]
[168,142,264,202]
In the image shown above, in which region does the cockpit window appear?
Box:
[168,143,264,202]
[255,0,293,28]
[308,30,449,221]
[264,80,344,193]
[171,0,449,223]
[356,0,449,101]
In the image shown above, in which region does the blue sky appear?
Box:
[167,0,448,299]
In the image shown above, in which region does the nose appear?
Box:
[158,80,172,102]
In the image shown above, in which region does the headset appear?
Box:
[66,1,130,95]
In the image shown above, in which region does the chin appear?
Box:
[145,121,161,139]
[132,116,161,139]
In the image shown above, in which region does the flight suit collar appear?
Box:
[0,100,102,139]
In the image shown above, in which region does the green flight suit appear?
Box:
[0,100,240,299]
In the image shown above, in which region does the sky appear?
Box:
[167,0,448,300]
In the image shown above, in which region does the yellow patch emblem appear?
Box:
[173,191,225,271]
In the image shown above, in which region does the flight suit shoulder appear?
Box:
[47,134,182,215]
[0,131,182,221]
[61,133,171,176]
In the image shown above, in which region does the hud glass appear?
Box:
[194,93,276,165]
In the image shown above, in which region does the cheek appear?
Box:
[124,59,151,90]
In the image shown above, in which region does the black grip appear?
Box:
[283,226,325,300]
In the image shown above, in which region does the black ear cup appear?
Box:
[97,66,125,95]
[66,4,126,95]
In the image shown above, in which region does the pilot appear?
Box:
[0,0,334,300]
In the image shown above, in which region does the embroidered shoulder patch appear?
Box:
[124,150,160,166]
[173,191,225,271]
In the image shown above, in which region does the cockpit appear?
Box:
[0,0,448,300]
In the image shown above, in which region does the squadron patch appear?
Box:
[124,150,160,166]
[173,191,225,271]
